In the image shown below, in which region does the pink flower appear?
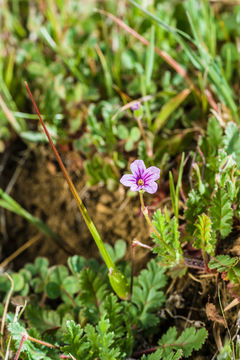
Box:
[120,160,160,194]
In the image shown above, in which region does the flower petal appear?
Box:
[143,166,160,182]
[130,184,140,192]
[143,182,158,194]
[130,160,146,178]
[120,174,136,187]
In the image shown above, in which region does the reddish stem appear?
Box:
[14,333,28,360]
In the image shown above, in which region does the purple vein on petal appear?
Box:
[130,160,146,178]
[120,174,136,186]
[144,182,158,194]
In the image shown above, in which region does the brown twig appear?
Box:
[0,234,41,269]
[1,273,14,354]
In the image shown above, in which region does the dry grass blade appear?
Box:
[0,234,41,270]
[0,274,14,354]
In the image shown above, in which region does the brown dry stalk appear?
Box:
[0,273,14,354]
[0,234,41,270]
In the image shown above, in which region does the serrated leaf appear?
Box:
[194,213,215,256]
[209,255,239,272]
[151,210,182,264]
[61,320,90,359]
[85,314,121,360]
[207,117,223,155]
[185,189,206,234]
[131,260,167,328]
[209,187,233,238]
[78,268,109,323]
[8,322,56,359]
[158,326,207,358]
[223,122,240,165]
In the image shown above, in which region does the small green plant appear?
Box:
[1,253,207,359]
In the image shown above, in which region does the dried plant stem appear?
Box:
[218,285,236,360]
[0,234,41,269]
[1,274,14,354]
[139,191,175,255]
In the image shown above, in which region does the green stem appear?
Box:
[139,191,175,256]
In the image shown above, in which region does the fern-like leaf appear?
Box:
[61,320,90,359]
[85,314,121,360]
[101,293,133,357]
[207,117,223,155]
[131,259,167,328]
[223,122,240,166]
[209,187,233,238]
[158,326,207,358]
[142,349,182,360]
[185,189,206,234]
[209,255,239,272]
[151,210,182,264]
[8,322,58,360]
[78,267,109,323]
[194,213,215,256]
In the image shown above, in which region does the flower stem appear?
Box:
[139,191,175,256]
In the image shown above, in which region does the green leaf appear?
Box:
[158,326,208,358]
[8,322,56,359]
[130,127,141,142]
[153,89,190,131]
[49,265,69,284]
[62,276,80,295]
[61,320,90,359]
[117,125,129,140]
[67,255,87,275]
[207,117,223,155]
[223,122,240,164]
[209,255,239,272]
[78,268,109,323]
[85,314,121,360]
[125,139,134,152]
[142,349,182,360]
[194,213,215,256]
[11,273,25,292]
[104,240,127,263]
[209,187,233,238]
[46,282,61,299]
[151,210,182,264]
[101,294,132,356]
[26,305,61,332]
[131,260,167,328]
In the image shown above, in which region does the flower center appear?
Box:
[138,179,144,186]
